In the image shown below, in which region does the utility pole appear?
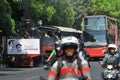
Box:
[21,0,32,38]
[21,0,32,19]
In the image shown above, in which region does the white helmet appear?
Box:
[61,36,79,52]
[108,44,117,51]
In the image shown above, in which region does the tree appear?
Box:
[0,0,16,36]
[8,0,24,22]
[30,0,55,25]
[91,0,120,17]
[71,0,93,29]
[48,0,75,28]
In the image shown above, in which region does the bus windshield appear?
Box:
[84,31,107,47]
[61,32,81,40]
[84,17,106,30]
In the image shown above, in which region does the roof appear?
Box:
[55,26,82,33]
[38,25,82,33]
[84,15,117,21]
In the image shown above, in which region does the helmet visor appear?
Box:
[108,47,116,50]
[61,43,78,51]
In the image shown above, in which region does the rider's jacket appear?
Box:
[48,55,91,80]
[101,52,120,68]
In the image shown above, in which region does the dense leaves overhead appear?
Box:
[0,0,15,36]
[1,0,120,37]
[47,0,75,28]
[30,0,55,25]
[91,0,120,17]
[71,0,93,29]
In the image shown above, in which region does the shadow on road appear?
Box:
[39,76,46,80]
[0,73,13,76]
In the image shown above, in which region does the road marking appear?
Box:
[26,76,40,80]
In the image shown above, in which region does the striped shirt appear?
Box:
[48,58,91,80]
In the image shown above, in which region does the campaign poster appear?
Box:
[7,39,40,54]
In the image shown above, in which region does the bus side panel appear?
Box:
[84,47,106,58]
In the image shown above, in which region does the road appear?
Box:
[0,61,103,80]
[90,61,103,80]
[0,67,48,80]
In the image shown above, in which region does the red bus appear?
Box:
[38,25,83,55]
[81,15,118,59]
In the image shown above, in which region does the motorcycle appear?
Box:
[102,64,119,80]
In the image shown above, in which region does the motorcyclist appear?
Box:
[78,42,90,67]
[46,41,62,65]
[48,36,91,80]
[99,44,120,68]
[43,41,62,70]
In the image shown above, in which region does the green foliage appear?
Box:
[11,0,22,2]
[0,0,16,36]
[11,19,16,34]
[48,0,75,28]
[71,0,93,29]
[9,0,24,22]
[91,0,120,17]
[1,0,120,38]
[31,0,55,25]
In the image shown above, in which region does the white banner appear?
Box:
[7,39,40,54]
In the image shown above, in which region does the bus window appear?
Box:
[55,31,61,41]
[45,31,53,38]
[84,17,106,30]
[60,31,82,42]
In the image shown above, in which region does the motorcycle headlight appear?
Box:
[107,65,113,70]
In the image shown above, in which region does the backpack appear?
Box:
[56,57,86,80]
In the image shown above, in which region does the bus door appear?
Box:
[42,36,55,54]
[39,29,56,56]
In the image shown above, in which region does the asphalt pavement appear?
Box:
[0,67,41,75]
[1,62,119,80]
[0,67,48,80]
